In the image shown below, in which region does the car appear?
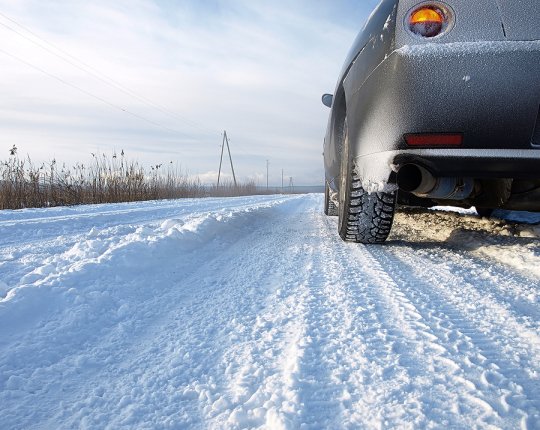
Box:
[322,0,540,243]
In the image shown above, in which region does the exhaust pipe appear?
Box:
[397,164,474,200]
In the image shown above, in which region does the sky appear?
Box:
[0,0,380,186]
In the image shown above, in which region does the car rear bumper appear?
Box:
[354,148,540,193]
[345,40,540,189]
[393,148,540,178]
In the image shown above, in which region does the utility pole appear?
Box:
[217,134,225,187]
[288,177,294,193]
[266,160,269,191]
[281,169,284,194]
[217,131,237,188]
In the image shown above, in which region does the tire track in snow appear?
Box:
[362,244,540,428]
[325,238,449,428]
[210,199,420,429]
[280,214,376,428]
[210,203,540,429]
[264,213,434,428]
[203,196,326,429]
[391,210,540,332]
[391,239,540,337]
[311,211,539,428]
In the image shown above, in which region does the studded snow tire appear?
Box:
[337,119,396,244]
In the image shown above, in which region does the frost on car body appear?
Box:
[322,0,540,243]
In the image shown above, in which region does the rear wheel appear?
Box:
[324,182,338,216]
[337,119,397,243]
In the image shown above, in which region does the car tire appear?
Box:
[324,182,338,216]
[337,119,396,243]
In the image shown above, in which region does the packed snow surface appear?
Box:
[1,194,539,429]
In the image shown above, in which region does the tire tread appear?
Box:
[341,164,396,244]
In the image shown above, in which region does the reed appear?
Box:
[0,146,260,209]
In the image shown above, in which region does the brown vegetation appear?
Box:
[0,146,258,210]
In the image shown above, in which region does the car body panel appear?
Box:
[338,0,398,80]
[496,0,540,41]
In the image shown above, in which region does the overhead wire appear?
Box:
[0,10,221,137]
[0,47,184,135]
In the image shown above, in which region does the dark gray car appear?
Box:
[323,0,540,243]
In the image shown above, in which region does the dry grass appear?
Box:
[0,146,258,209]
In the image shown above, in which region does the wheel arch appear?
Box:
[326,84,348,192]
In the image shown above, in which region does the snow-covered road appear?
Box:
[1,194,539,429]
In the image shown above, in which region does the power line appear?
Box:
[0,10,220,136]
[0,46,184,135]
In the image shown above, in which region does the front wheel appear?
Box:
[338,120,396,244]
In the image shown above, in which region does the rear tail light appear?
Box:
[405,133,463,147]
[407,3,452,38]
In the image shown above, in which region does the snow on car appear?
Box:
[322,0,540,243]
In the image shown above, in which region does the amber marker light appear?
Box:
[409,6,445,37]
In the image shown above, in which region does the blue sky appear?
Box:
[0,0,380,185]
